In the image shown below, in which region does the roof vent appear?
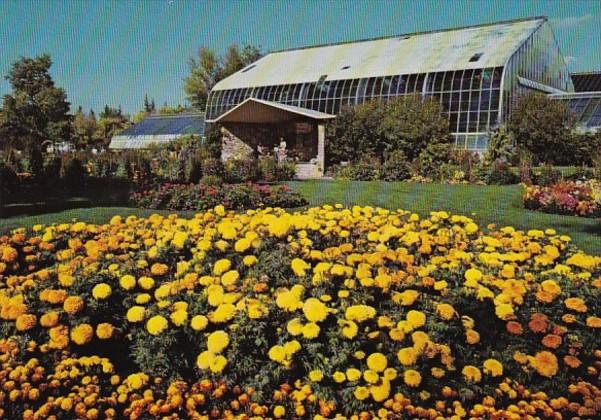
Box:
[341,65,350,70]
[469,53,483,62]
[241,64,257,73]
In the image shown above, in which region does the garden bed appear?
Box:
[0,205,600,418]
[129,182,307,211]
[524,180,601,218]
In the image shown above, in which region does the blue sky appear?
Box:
[1,0,599,115]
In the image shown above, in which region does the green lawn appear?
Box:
[1,181,599,255]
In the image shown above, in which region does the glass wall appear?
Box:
[550,93,601,130]
[206,67,505,151]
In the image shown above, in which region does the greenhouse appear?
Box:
[109,113,205,150]
[206,16,576,168]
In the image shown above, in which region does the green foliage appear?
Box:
[63,158,86,189]
[380,150,410,181]
[258,159,296,182]
[199,175,223,186]
[327,96,451,166]
[486,160,520,185]
[508,93,574,164]
[532,164,562,187]
[485,125,515,165]
[185,44,262,110]
[416,141,454,177]
[224,158,260,183]
[0,54,71,153]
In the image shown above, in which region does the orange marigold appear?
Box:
[586,316,601,328]
[564,355,582,369]
[541,334,562,349]
[564,297,587,313]
[63,296,84,315]
[506,321,523,335]
[531,351,558,378]
[71,324,94,345]
[15,314,37,331]
[528,313,549,333]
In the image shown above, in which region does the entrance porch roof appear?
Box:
[206,98,336,123]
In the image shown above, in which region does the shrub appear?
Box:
[259,159,296,182]
[62,158,86,190]
[533,164,562,187]
[130,182,307,211]
[380,150,410,181]
[201,158,224,178]
[187,158,203,183]
[224,158,260,183]
[42,157,62,186]
[0,163,18,197]
[417,141,454,177]
[485,126,515,165]
[486,160,520,185]
[199,175,222,186]
[342,156,380,181]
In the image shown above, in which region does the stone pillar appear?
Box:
[317,122,325,177]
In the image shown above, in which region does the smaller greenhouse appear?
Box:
[109,113,205,150]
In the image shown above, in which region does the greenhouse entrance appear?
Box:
[206,98,335,179]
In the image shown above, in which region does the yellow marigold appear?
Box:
[221,270,239,288]
[397,347,418,366]
[462,365,482,383]
[207,330,229,353]
[211,303,236,323]
[531,351,558,377]
[291,258,310,276]
[63,296,84,315]
[483,359,503,377]
[170,310,188,326]
[333,371,346,383]
[40,311,59,328]
[346,368,362,382]
[196,350,214,370]
[283,340,301,355]
[353,386,370,400]
[309,369,323,382]
[363,369,379,384]
[436,303,456,320]
[302,298,329,323]
[287,318,304,336]
[495,303,514,320]
[268,217,290,237]
[96,323,114,339]
[243,255,257,266]
[138,276,155,290]
[71,323,94,345]
[124,372,148,390]
[190,315,209,331]
[370,378,391,402]
[15,314,36,331]
[406,310,426,329]
[302,322,320,339]
[341,320,358,339]
[367,353,388,373]
[119,275,136,290]
[213,259,231,276]
[146,315,168,335]
[393,289,419,306]
[210,355,227,373]
[273,405,286,418]
[403,369,422,387]
[564,297,587,313]
[268,345,287,363]
[345,305,376,322]
[58,273,75,287]
[150,263,168,276]
[464,268,483,287]
[126,306,146,323]
[92,283,112,300]
[431,367,445,378]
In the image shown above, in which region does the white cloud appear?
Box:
[551,14,594,30]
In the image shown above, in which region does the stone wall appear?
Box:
[220,126,254,161]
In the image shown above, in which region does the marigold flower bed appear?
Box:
[1,205,600,419]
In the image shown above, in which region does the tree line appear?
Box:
[0,43,262,161]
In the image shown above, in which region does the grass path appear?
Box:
[1,181,599,254]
